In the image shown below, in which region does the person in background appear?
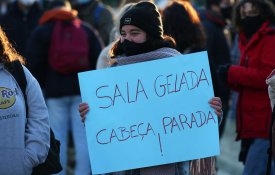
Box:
[0,26,50,175]
[220,0,234,22]
[162,1,221,174]
[162,0,206,54]
[199,0,231,138]
[218,0,275,174]
[0,0,13,15]
[25,0,103,174]
[0,0,43,57]
[73,0,114,45]
[224,0,240,121]
[79,1,223,175]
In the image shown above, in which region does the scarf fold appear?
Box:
[116,47,180,66]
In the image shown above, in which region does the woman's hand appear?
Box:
[208,97,223,117]
[78,102,89,123]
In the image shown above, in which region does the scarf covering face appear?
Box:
[121,39,153,56]
[240,16,265,39]
[113,47,216,175]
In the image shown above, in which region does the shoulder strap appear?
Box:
[6,60,28,115]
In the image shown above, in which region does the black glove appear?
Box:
[217,64,230,85]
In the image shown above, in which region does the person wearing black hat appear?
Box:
[109,0,177,59]
[78,1,223,175]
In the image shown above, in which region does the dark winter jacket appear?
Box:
[228,22,275,139]
[26,8,103,98]
[199,10,231,102]
[0,1,43,57]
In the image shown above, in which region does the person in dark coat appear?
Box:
[73,0,114,45]
[25,1,103,174]
[0,0,43,57]
[199,0,231,138]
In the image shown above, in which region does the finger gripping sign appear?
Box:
[78,51,220,174]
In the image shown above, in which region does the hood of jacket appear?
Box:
[39,8,78,25]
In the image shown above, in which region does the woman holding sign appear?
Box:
[79,1,223,175]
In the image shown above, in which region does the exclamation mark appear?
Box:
[158,133,163,156]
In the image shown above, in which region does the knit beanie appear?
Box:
[120,1,163,39]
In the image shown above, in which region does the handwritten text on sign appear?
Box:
[78,51,220,174]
